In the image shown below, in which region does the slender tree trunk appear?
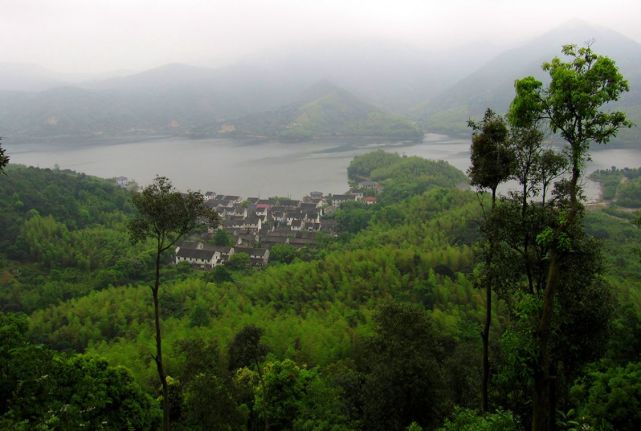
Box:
[532,250,559,431]
[481,188,497,412]
[532,151,580,431]
[481,277,491,413]
[550,362,558,431]
[522,181,534,294]
[253,357,269,431]
[153,247,170,431]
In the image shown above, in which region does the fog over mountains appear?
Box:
[1,20,639,146]
[420,19,641,141]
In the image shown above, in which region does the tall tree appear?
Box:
[360,302,448,430]
[468,109,513,412]
[229,325,269,372]
[129,176,217,431]
[509,44,631,431]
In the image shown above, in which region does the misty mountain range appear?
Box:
[1,20,639,146]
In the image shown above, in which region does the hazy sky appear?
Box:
[1,0,640,75]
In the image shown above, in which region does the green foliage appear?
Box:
[228,325,269,371]
[360,303,449,431]
[584,209,641,282]
[370,156,467,202]
[204,265,234,284]
[0,166,154,312]
[590,168,627,200]
[0,313,160,430]
[182,372,245,430]
[468,109,513,192]
[254,359,350,431]
[213,228,233,246]
[615,177,641,208]
[347,151,467,205]
[590,167,641,206]
[129,176,217,250]
[510,44,631,153]
[0,165,133,256]
[0,137,8,173]
[172,338,246,430]
[571,362,641,431]
[347,150,402,181]
[334,201,374,235]
[605,289,641,364]
[437,407,520,431]
[505,44,632,428]
[228,252,251,272]
[269,244,299,265]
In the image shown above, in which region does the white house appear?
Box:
[211,246,235,266]
[175,247,216,269]
[234,247,270,266]
[331,194,356,206]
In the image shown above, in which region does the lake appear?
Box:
[7,134,641,201]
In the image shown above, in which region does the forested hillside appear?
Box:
[0,166,174,312]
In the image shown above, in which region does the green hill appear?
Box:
[218,81,424,141]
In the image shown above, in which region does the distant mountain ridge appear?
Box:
[0,63,66,92]
[417,20,641,145]
[1,20,640,146]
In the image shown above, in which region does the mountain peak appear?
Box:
[557,18,597,31]
[298,80,355,103]
[537,19,641,52]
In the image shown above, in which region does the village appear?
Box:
[171,181,382,270]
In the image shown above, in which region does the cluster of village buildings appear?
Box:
[113,176,381,270]
[174,183,381,270]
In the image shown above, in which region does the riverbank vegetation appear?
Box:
[590,167,641,207]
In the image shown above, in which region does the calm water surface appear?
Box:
[7,134,641,201]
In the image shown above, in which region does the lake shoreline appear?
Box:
[6,134,641,201]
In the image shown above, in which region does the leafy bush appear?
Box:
[437,408,520,431]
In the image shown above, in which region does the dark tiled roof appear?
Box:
[177,241,200,249]
[235,247,268,257]
[300,202,317,210]
[295,231,317,240]
[176,248,215,260]
[210,246,234,254]
[289,238,316,247]
[261,237,289,246]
